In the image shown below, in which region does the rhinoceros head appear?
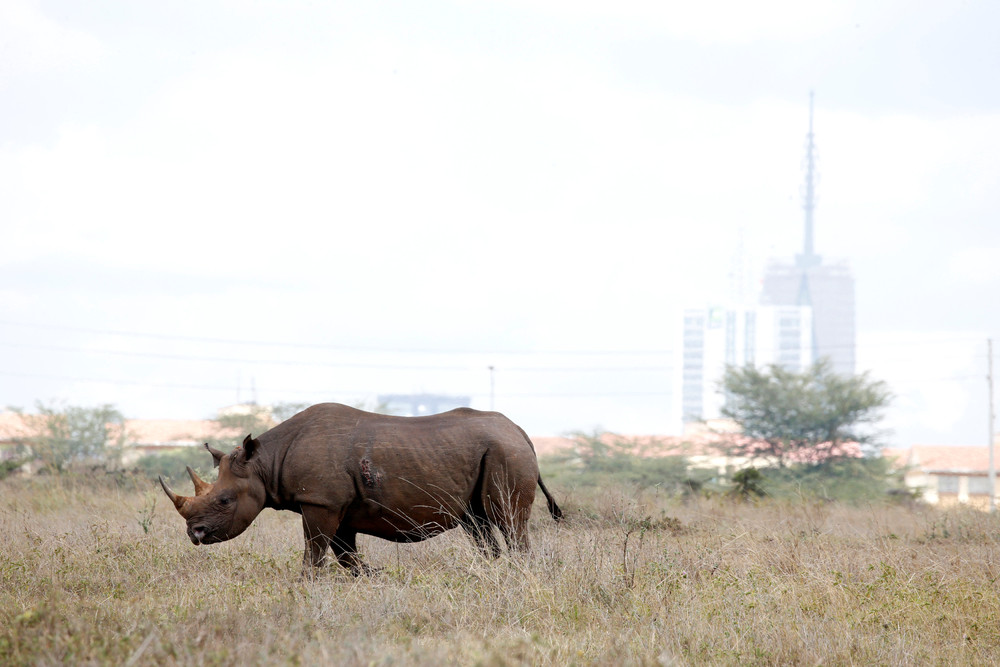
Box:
[159,435,266,545]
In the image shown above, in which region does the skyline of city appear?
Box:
[2,2,997,446]
[679,93,857,427]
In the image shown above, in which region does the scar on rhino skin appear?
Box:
[360,458,382,488]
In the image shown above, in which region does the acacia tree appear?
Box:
[214,404,276,436]
[271,402,310,423]
[718,360,891,468]
[19,402,130,473]
[215,402,313,435]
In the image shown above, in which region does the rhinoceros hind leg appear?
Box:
[329,529,378,576]
[498,515,531,553]
[480,459,535,554]
[461,513,502,558]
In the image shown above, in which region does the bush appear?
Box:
[753,456,903,503]
[133,447,218,484]
[16,402,129,473]
[0,455,30,480]
[539,431,717,497]
[730,467,767,500]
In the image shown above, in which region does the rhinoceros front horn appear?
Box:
[159,476,190,516]
[187,466,212,496]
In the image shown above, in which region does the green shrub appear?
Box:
[730,467,767,500]
[133,447,218,483]
[0,455,30,480]
[755,456,903,503]
[539,431,716,496]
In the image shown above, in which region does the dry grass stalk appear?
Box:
[2,476,999,665]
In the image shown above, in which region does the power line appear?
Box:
[2,319,994,358]
[0,370,243,393]
[0,340,672,373]
[884,374,984,386]
[0,320,672,356]
[2,362,984,398]
[0,341,468,371]
[0,370,672,399]
[4,332,991,380]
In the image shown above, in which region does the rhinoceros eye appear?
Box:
[219,495,234,506]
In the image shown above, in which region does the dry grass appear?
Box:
[3,475,1000,665]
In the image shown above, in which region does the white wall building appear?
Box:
[680,305,813,424]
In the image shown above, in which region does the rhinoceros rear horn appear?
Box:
[204,442,226,468]
[159,476,190,516]
[187,466,212,496]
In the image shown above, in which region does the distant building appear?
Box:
[377,394,471,417]
[885,445,1000,508]
[679,94,860,426]
[759,259,855,375]
[756,92,856,376]
[0,412,31,473]
[681,305,813,422]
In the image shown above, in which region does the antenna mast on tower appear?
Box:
[798,91,820,269]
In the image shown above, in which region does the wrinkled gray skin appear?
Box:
[160,403,562,574]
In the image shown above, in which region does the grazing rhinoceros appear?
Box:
[159,403,562,573]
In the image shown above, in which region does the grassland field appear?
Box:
[2,469,1000,666]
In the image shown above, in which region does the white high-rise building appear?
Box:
[680,305,813,423]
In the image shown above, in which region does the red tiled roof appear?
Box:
[0,412,29,441]
[530,436,576,457]
[529,434,716,458]
[10,411,981,472]
[0,413,243,447]
[531,431,863,462]
[885,445,997,474]
[123,419,240,445]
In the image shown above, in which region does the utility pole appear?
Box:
[989,338,996,513]
[488,365,496,411]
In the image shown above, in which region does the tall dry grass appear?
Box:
[2,474,1000,665]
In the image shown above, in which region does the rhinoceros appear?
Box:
[159,403,562,573]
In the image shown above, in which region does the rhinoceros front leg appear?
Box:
[301,510,331,572]
[300,505,375,576]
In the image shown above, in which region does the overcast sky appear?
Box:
[2,0,998,445]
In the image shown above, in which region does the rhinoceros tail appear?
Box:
[537,475,563,523]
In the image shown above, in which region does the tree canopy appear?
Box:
[18,402,129,473]
[719,360,892,468]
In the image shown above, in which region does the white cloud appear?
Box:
[482,0,859,44]
[1,1,998,440]
[858,331,986,445]
[947,247,1000,286]
[0,0,105,85]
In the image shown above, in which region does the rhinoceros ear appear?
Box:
[204,442,226,468]
[242,434,260,460]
